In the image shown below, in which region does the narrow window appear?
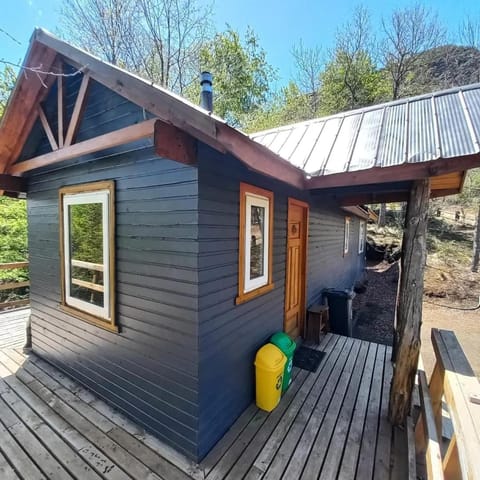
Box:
[344,217,351,255]
[59,181,116,331]
[358,221,366,254]
[236,183,274,304]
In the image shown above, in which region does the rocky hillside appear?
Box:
[408,45,480,95]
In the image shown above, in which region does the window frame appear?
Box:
[236,182,274,305]
[59,180,117,332]
[358,220,366,254]
[344,216,351,256]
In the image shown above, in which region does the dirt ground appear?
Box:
[352,259,480,379]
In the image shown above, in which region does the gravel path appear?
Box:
[353,260,399,346]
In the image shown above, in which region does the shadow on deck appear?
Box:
[0,309,404,479]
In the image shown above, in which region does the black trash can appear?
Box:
[322,289,355,337]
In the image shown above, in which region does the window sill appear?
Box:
[59,304,119,333]
[235,282,275,305]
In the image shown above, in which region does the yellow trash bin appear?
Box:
[254,344,287,412]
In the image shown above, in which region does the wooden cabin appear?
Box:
[1,29,480,462]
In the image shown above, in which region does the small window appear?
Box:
[59,181,116,331]
[358,221,366,254]
[344,217,350,255]
[236,183,274,304]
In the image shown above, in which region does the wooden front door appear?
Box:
[284,198,309,338]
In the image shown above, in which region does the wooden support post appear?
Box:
[389,178,431,426]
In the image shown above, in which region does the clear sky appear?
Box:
[1,0,479,88]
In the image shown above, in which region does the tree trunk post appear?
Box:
[472,204,480,273]
[389,178,430,426]
[378,203,387,227]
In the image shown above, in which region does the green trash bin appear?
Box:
[270,332,296,393]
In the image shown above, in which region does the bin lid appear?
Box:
[255,344,286,370]
[270,332,296,355]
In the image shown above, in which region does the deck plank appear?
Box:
[205,368,309,480]
[2,349,192,480]
[0,351,162,480]
[356,344,387,479]
[337,342,379,480]
[266,336,355,480]
[0,395,74,480]
[0,356,131,480]
[0,448,21,480]
[17,349,199,480]
[373,346,394,480]
[243,335,341,480]
[307,339,370,480]
[0,384,102,480]
[228,335,338,480]
[0,307,400,480]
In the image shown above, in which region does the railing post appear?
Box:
[23,314,32,352]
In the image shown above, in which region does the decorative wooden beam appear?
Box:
[0,174,27,193]
[389,178,431,426]
[306,154,480,190]
[57,67,64,148]
[37,106,58,151]
[0,45,58,175]
[64,73,91,147]
[154,120,197,165]
[9,119,156,175]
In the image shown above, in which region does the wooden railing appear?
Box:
[0,262,30,310]
[415,329,480,480]
[71,259,104,294]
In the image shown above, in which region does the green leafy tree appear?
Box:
[244,82,313,133]
[318,6,389,114]
[319,51,388,114]
[0,65,28,301]
[0,65,16,117]
[190,27,276,127]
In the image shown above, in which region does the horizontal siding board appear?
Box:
[31,336,197,458]
[196,144,365,459]
[25,92,201,459]
[30,299,198,380]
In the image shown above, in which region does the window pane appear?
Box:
[250,205,265,280]
[69,203,104,308]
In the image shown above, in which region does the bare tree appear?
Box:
[381,4,445,100]
[335,5,377,106]
[134,0,212,93]
[459,16,480,49]
[60,0,138,66]
[290,40,323,115]
[60,0,212,93]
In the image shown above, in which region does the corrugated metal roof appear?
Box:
[251,84,480,177]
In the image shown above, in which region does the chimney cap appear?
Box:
[200,71,212,85]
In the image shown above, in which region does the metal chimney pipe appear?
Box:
[200,71,213,112]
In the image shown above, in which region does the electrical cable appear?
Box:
[423,296,480,311]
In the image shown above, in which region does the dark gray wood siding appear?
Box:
[25,81,201,459]
[196,144,365,458]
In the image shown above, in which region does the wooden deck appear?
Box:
[0,308,28,349]
[0,311,401,479]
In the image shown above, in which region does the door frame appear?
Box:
[284,197,309,337]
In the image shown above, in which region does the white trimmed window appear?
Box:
[359,221,366,254]
[344,217,351,255]
[236,183,274,304]
[59,181,116,330]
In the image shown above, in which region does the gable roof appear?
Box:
[0,28,305,188]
